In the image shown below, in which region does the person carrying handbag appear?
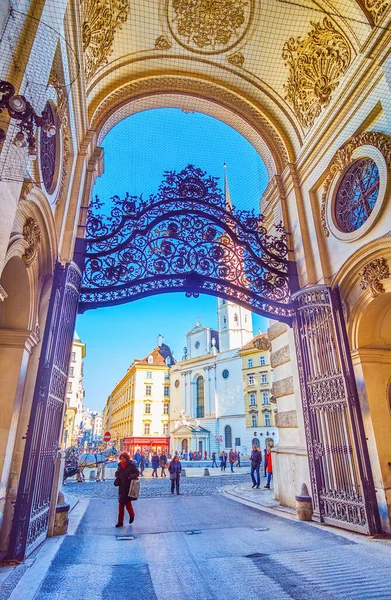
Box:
[168,455,182,495]
[114,452,139,527]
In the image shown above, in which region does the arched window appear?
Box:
[196,375,204,418]
[252,437,260,448]
[225,425,232,448]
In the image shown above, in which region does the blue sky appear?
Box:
[76,109,269,412]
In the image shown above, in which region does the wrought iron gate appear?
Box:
[293,285,381,534]
[7,261,81,560]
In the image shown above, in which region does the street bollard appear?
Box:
[204,468,210,476]
[295,483,313,521]
[54,491,70,536]
[89,469,96,481]
[181,469,186,477]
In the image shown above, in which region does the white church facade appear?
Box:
[169,298,255,457]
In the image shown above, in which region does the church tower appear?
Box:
[217,299,253,352]
[217,164,253,351]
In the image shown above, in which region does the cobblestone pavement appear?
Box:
[63,473,251,499]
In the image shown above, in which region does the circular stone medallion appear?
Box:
[166,0,254,55]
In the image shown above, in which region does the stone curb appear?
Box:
[222,485,298,522]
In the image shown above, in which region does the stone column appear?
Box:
[269,320,310,509]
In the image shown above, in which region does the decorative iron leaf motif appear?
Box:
[80,165,296,322]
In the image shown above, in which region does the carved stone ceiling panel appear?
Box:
[85,0,377,136]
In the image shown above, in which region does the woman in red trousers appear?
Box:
[114,452,139,527]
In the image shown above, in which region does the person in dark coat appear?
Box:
[160,453,167,477]
[139,454,145,477]
[168,455,182,495]
[151,452,159,477]
[250,444,262,489]
[114,452,139,527]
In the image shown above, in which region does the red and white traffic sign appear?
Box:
[103,431,111,442]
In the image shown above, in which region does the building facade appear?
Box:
[2,0,391,559]
[62,334,86,448]
[238,333,278,452]
[103,341,174,456]
[170,300,253,456]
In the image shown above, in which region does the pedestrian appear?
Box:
[114,452,139,527]
[168,455,182,495]
[189,451,193,461]
[265,447,273,489]
[228,449,235,473]
[151,452,159,477]
[204,450,208,460]
[133,449,141,468]
[145,454,149,469]
[160,452,167,477]
[263,448,267,477]
[236,451,241,468]
[211,451,217,467]
[139,453,145,477]
[220,452,224,471]
[250,444,262,489]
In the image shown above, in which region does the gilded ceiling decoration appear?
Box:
[155,35,172,50]
[359,257,390,297]
[227,51,245,67]
[167,0,254,54]
[364,0,390,24]
[22,217,41,267]
[321,131,391,236]
[80,0,130,83]
[282,18,351,129]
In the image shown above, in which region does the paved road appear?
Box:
[29,486,391,600]
[64,473,252,498]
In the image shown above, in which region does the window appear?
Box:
[144,423,150,435]
[264,413,271,427]
[145,403,151,414]
[260,356,265,366]
[69,366,74,377]
[164,373,170,380]
[225,425,232,448]
[251,414,258,427]
[247,358,253,368]
[234,313,238,325]
[163,423,169,435]
[196,375,204,418]
[148,355,153,364]
[71,352,76,362]
[249,392,256,406]
[262,392,269,404]
[163,404,169,414]
[67,382,72,393]
[145,385,152,396]
[146,371,152,379]
[252,437,260,448]
[164,385,170,396]
[248,374,255,386]
[261,373,268,384]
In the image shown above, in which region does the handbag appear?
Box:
[128,478,140,500]
[169,472,177,481]
[114,477,120,487]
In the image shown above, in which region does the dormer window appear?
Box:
[148,355,153,364]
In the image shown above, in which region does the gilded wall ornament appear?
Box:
[167,0,254,54]
[48,69,70,203]
[80,0,130,83]
[282,18,351,129]
[227,51,245,67]
[155,35,172,50]
[22,217,41,267]
[359,258,390,297]
[321,131,391,236]
[364,0,390,24]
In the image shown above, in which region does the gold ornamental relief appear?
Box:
[359,258,390,297]
[81,0,130,83]
[282,18,351,129]
[22,217,41,267]
[365,0,391,25]
[166,0,254,54]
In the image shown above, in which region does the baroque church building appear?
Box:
[170,299,254,456]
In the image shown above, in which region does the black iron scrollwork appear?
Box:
[79,165,298,322]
